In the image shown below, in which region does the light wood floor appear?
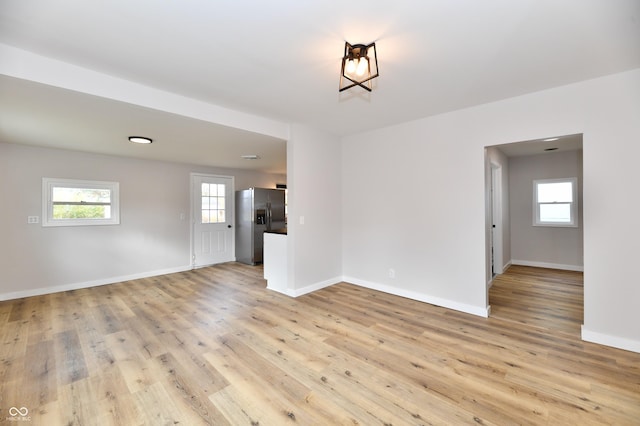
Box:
[1,263,639,425]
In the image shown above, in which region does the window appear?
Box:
[42,178,120,227]
[533,178,578,227]
[201,183,226,223]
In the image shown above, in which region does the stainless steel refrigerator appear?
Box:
[235,188,286,265]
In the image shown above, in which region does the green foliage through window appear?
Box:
[43,178,119,226]
[53,205,110,219]
[52,187,112,219]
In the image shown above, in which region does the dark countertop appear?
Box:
[264,227,287,235]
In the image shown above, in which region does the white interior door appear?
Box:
[491,164,503,276]
[191,174,234,267]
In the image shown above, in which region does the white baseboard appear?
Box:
[511,259,584,272]
[492,260,511,276]
[582,326,640,354]
[501,261,512,273]
[343,276,490,318]
[281,276,342,297]
[489,260,513,287]
[271,275,490,318]
[0,265,192,301]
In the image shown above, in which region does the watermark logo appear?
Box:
[6,406,31,422]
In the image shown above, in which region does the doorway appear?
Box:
[485,134,584,327]
[190,173,235,268]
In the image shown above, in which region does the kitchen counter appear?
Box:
[263,231,288,295]
[264,227,287,235]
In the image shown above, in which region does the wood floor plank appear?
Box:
[22,339,57,408]
[204,339,332,425]
[57,377,102,426]
[153,352,228,425]
[0,263,639,424]
[208,385,277,426]
[53,329,89,387]
[133,381,202,426]
[104,330,159,395]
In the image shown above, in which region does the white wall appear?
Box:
[341,68,640,352]
[509,150,583,270]
[286,125,342,295]
[342,118,489,316]
[0,142,285,300]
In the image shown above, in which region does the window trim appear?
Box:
[42,178,120,227]
[532,177,578,228]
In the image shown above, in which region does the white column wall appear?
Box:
[286,124,342,295]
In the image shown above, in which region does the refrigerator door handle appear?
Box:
[266,201,272,230]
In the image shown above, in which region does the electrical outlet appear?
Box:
[388,268,395,279]
[27,216,39,224]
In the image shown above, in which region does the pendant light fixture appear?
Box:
[339,41,379,92]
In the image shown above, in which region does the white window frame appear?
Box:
[42,178,120,227]
[533,177,578,227]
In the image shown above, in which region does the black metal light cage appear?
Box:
[339,41,379,92]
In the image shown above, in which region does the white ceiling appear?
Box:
[0,75,287,172]
[495,133,583,157]
[1,1,639,173]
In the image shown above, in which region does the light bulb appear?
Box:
[356,57,368,77]
[345,58,356,75]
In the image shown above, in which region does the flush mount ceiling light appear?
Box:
[241,154,261,160]
[128,136,153,144]
[339,41,379,92]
